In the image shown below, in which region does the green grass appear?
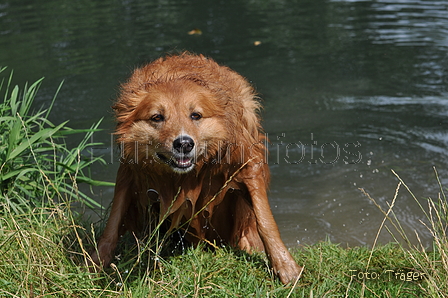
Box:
[0,205,433,297]
[0,69,446,297]
[106,241,427,297]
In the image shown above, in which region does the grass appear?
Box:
[0,69,446,297]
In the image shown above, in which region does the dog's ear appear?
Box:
[112,98,135,126]
[113,69,150,124]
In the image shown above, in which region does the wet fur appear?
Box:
[90,53,301,284]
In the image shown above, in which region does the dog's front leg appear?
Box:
[244,165,302,285]
[90,165,133,270]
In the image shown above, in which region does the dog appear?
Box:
[90,53,302,284]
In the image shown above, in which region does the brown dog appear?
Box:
[90,53,301,284]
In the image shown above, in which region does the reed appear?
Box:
[0,67,113,212]
[361,168,448,297]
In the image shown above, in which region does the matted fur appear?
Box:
[90,53,301,284]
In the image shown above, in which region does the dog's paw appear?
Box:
[86,243,114,273]
[275,259,303,285]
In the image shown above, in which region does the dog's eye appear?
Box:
[190,112,202,120]
[150,114,165,122]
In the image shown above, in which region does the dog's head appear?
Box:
[115,78,229,173]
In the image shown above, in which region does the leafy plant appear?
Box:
[0,67,113,212]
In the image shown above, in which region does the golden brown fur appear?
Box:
[90,53,301,284]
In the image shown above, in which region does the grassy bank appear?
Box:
[0,200,439,297]
[0,70,446,297]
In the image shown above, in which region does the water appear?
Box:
[1,0,447,248]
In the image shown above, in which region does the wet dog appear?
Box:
[90,53,301,284]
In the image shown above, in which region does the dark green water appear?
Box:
[1,0,448,247]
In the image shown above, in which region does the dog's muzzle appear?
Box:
[156,135,196,173]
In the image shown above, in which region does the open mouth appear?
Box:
[156,153,194,172]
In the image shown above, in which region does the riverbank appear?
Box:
[0,196,441,297]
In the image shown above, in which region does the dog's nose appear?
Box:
[173,136,195,154]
